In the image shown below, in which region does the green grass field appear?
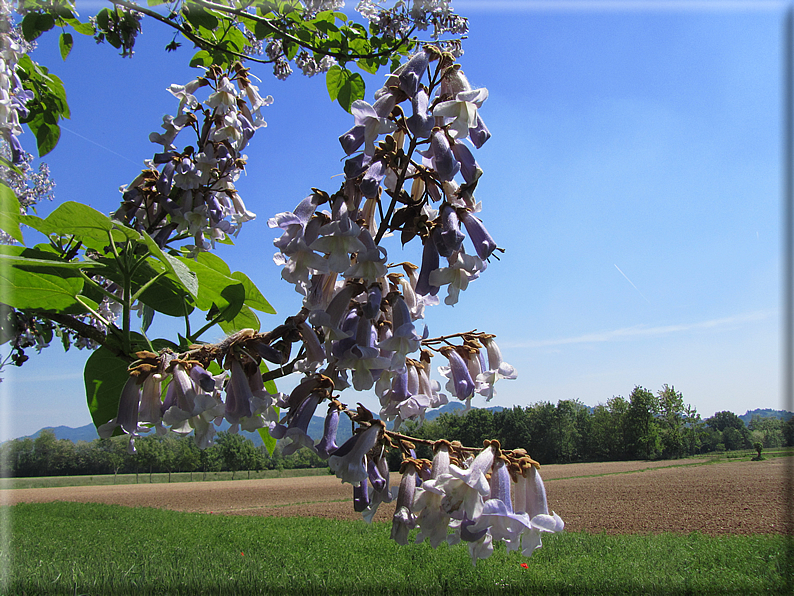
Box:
[5,448,791,490]
[0,467,331,490]
[1,501,789,595]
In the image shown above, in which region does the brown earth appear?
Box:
[3,457,789,535]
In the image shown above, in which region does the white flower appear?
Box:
[432,88,488,140]
[514,465,565,557]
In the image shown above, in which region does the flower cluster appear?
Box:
[100,330,283,453]
[405,441,564,565]
[266,46,509,421]
[114,63,271,253]
[355,0,468,40]
[0,0,33,167]
[103,45,558,564]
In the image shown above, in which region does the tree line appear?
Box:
[0,430,325,480]
[397,385,794,466]
[3,384,792,479]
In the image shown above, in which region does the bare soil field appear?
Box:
[3,457,788,535]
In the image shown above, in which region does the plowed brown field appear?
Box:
[4,457,789,535]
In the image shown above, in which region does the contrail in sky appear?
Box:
[60,125,141,167]
[614,264,652,305]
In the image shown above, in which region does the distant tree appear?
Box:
[681,404,703,456]
[572,401,593,460]
[132,435,162,482]
[706,411,750,451]
[177,436,201,481]
[706,411,746,432]
[216,432,258,479]
[552,400,581,463]
[590,397,628,461]
[624,386,660,460]
[199,443,223,480]
[748,415,783,449]
[783,417,794,447]
[722,426,748,451]
[29,430,76,476]
[700,427,723,453]
[657,385,686,459]
[492,406,532,451]
[159,436,183,482]
[95,437,127,480]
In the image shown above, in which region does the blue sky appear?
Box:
[0,1,786,441]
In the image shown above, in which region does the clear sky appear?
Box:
[0,0,786,441]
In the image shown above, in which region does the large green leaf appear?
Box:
[140,231,198,298]
[197,251,231,276]
[230,271,275,314]
[0,245,101,270]
[0,183,23,244]
[137,274,195,318]
[22,202,139,247]
[0,254,84,312]
[218,303,259,334]
[177,256,245,318]
[84,347,130,431]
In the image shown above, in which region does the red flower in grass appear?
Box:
[520,563,528,569]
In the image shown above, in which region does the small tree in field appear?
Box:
[752,441,764,461]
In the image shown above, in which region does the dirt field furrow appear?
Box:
[3,457,788,535]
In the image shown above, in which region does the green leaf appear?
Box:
[259,360,278,394]
[356,57,380,75]
[257,426,278,456]
[0,183,23,244]
[96,8,110,31]
[64,17,95,35]
[140,231,198,298]
[336,72,365,113]
[189,50,214,68]
[218,303,259,334]
[0,251,100,270]
[137,276,193,318]
[147,0,168,5]
[151,337,179,351]
[59,32,73,60]
[84,347,131,431]
[326,66,366,112]
[32,119,60,157]
[230,271,275,314]
[21,11,54,42]
[183,5,219,30]
[31,202,119,247]
[196,251,231,276]
[176,256,245,317]
[0,260,83,312]
[325,64,345,101]
[141,304,155,333]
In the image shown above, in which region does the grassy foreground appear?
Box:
[1,502,789,595]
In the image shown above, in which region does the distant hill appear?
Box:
[18,401,492,446]
[27,424,99,443]
[738,408,793,425]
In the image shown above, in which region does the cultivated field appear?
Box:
[3,457,788,535]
